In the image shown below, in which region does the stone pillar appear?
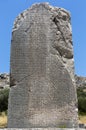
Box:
[8,3,78,128]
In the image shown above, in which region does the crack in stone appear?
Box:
[10,73,33,88]
[25,23,34,33]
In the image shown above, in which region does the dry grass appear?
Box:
[79,115,86,124]
[0,112,7,128]
[83,89,86,92]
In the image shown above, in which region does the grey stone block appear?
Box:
[8,3,78,128]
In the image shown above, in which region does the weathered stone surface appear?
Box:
[8,3,78,128]
[1,73,86,90]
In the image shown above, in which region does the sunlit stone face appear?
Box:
[8,3,78,128]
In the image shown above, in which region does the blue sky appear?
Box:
[0,0,86,76]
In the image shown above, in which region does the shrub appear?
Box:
[78,97,86,113]
[77,88,86,98]
[0,88,10,112]
[77,88,86,114]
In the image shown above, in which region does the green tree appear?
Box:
[0,88,10,112]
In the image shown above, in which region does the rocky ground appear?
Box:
[75,75,86,88]
[0,73,9,89]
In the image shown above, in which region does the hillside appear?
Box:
[0,73,9,89]
[75,75,86,88]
